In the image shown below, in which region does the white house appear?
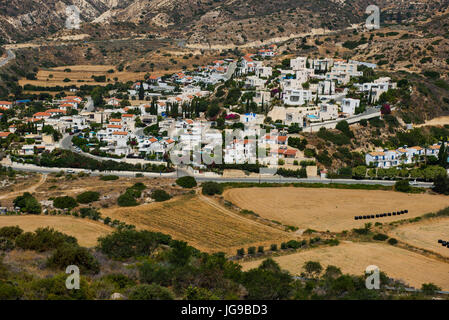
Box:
[255,66,272,78]
[341,98,361,115]
[290,57,308,70]
[283,89,312,106]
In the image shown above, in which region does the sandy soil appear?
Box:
[0,215,112,247]
[241,241,449,290]
[224,187,449,232]
[390,217,449,258]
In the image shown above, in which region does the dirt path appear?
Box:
[185,25,359,50]
[415,116,449,127]
[0,174,47,200]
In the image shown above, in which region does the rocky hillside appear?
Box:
[1,0,448,44]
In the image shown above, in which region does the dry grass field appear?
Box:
[224,187,449,232]
[100,194,292,254]
[19,65,148,87]
[241,241,449,290]
[390,218,449,258]
[0,216,112,247]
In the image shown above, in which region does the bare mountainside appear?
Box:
[1,0,448,44]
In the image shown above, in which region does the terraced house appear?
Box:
[366,145,441,168]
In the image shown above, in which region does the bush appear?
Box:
[394,180,412,193]
[270,244,278,251]
[0,226,23,240]
[79,208,101,220]
[421,283,441,295]
[0,238,14,251]
[117,193,138,207]
[76,191,100,204]
[373,233,389,241]
[138,261,172,286]
[47,244,100,274]
[151,190,171,202]
[0,281,23,300]
[237,248,245,256]
[247,246,256,255]
[98,230,172,259]
[53,196,78,209]
[202,182,224,195]
[176,176,197,188]
[286,240,303,249]
[13,193,41,214]
[388,238,398,245]
[128,284,174,300]
[15,227,78,252]
[100,175,119,181]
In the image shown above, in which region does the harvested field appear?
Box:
[241,241,449,290]
[390,217,449,258]
[100,194,291,254]
[223,187,449,232]
[19,65,148,87]
[0,216,112,247]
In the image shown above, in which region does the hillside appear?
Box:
[1,0,448,44]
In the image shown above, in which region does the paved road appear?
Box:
[224,62,237,81]
[83,96,94,112]
[5,161,435,188]
[0,49,15,67]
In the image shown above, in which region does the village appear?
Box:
[1,45,444,178]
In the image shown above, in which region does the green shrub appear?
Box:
[202,182,224,195]
[117,193,138,207]
[0,281,23,300]
[176,176,197,188]
[128,284,174,300]
[100,175,119,181]
[79,208,101,220]
[237,248,245,256]
[138,261,172,286]
[270,244,278,251]
[247,246,256,255]
[388,238,398,245]
[53,196,78,209]
[47,244,100,274]
[0,226,23,240]
[98,230,172,259]
[0,238,14,251]
[76,191,100,204]
[286,240,303,249]
[394,180,412,193]
[151,190,171,202]
[15,227,78,252]
[13,193,41,214]
[373,233,389,241]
